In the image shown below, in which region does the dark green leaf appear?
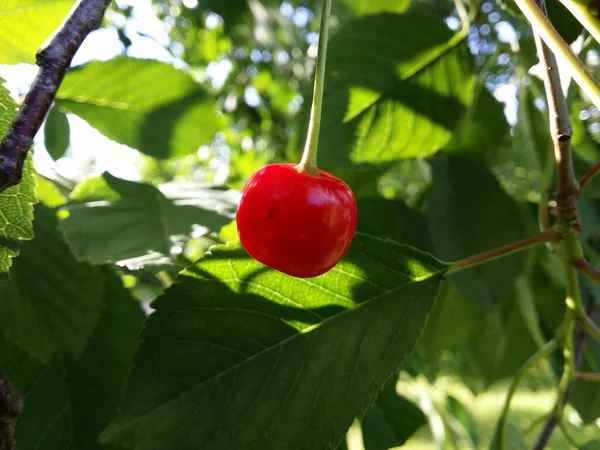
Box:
[59,173,238,270]
[101,233,447,450]
[56,57,226,159]
[0,79,37,279]
[356,197,433,252]
[0,205,104,362]
[468,285,538,384]
[581,439,600,450]
[419,281,484,356]
[0,268,144,449]
[361,377,426,449]
[445,87,509,165]
[44,105,70,160]
[427,155,528,306]
[296,13,474,170]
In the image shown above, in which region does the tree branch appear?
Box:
[0,368,23,450]
[0,0,112,193]
[531,0,580,229]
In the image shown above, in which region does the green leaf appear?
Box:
[356,197,433,252]
[59,173,238,270]
[44,105,70,160]
[581,439,600,450]
[101,233,447,449]
[361,377,426,449]
[468,287,538,384]
[342,0,411,15]
[427,155,528,306]
[298,13,474,170]
[0,268,144,449]
[0,79,38,278]
[55,56,226,158]
[445,87,509,165]
[419,281,483,356]
[0,204,104,362]
[0,0,75,64]
[489,423,527,450]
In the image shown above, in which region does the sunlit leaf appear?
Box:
[0,0,75,64]
[56,57,226,158]
[101,233,447,449]
[59,173,238,270]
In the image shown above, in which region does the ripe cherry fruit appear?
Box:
[236,163,357,278]
[236,0,355,277]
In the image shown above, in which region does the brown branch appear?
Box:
[572,257,600,285]
[445,227,562,275]
[0,368,22,450]
[532,0,580,229]
[577,371,600,382]
[0,0,112,193]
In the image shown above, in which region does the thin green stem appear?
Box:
[295,0,332,175]
[497,339,558,450]
[446,227,562,276]
[557,420,580,448]
[558,0,600,44]
[513,0,600,111]
[554,318,575,413]
[577,371,600,382]
[453,0,470,31]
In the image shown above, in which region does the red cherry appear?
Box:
[236,163,358,278]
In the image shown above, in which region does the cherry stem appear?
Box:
[295,0,332,175]
[446,227,563,276]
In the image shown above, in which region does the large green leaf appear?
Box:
[427,155,528,306]
[0,268,144,449]
[101,233,447,449]
[419,281,484,356]
[467,285,538,384]
[0,205,104,362]
[0,0,75,64]
[296,13,474,170]
[361,377,426,449]
[58,173,238,270]
[0,80,37,279]
[55,57,226,158]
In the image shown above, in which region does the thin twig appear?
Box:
[513,0,600,110]
[531,0,580,229]
[579,161,600,191]
[0,0,112,193]
[577,371,600,381]
[0,368,23,450]
[572,257,600,285]
[446,227,562,276]
[533,290,594,450]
